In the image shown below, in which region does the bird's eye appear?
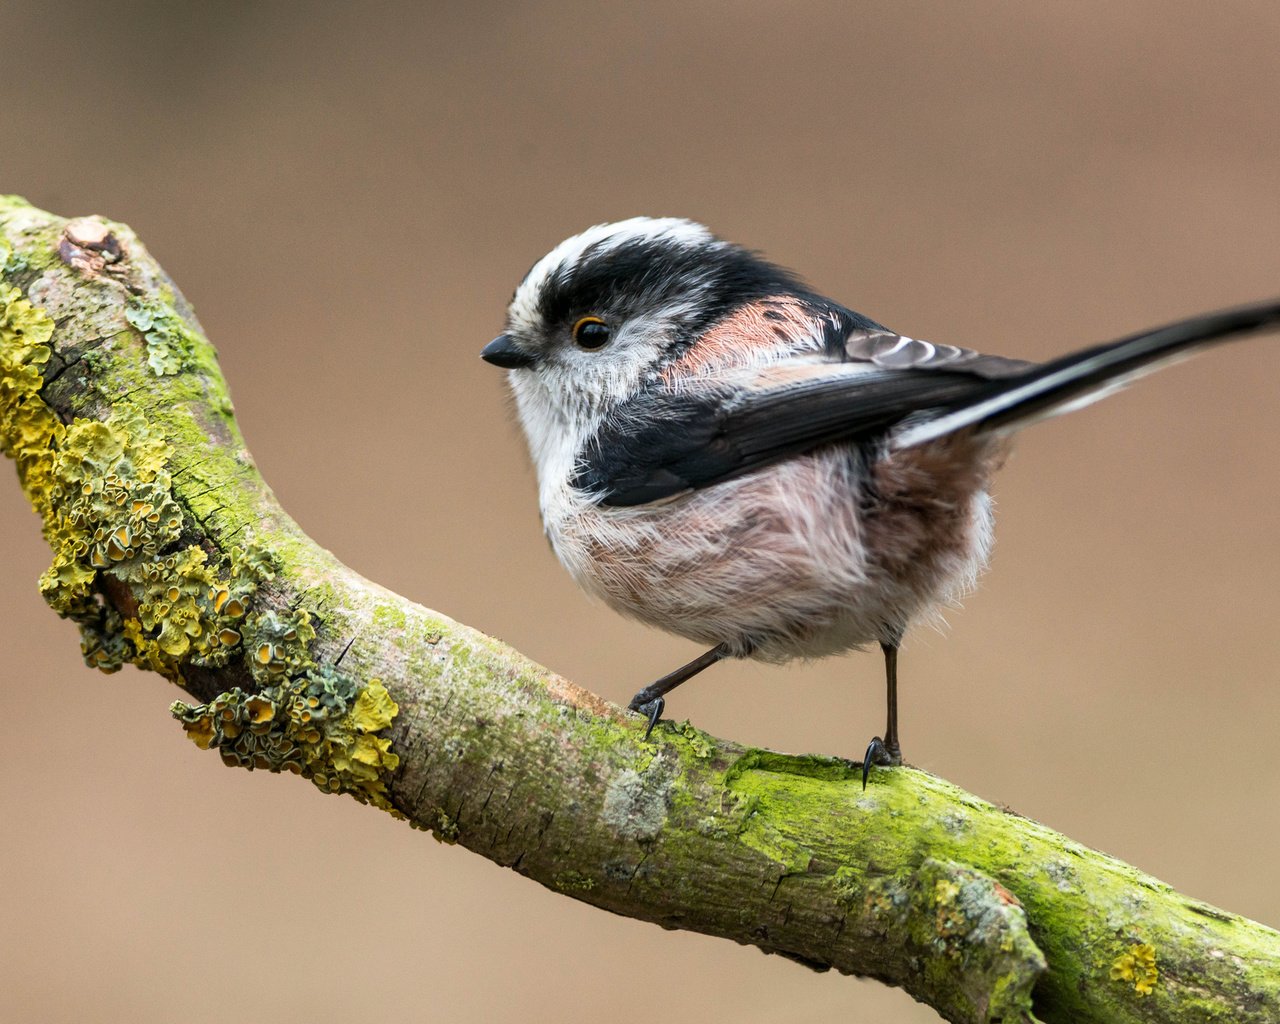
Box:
[572,316,611,350]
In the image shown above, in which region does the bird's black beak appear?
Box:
[481,333,538,369]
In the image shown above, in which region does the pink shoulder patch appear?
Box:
[660,295,821,382]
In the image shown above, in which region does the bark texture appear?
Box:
[2,196,1277,1024]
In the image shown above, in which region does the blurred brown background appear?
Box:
[2,3,1278,1021]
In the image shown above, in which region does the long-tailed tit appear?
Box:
[481,217,1279,783]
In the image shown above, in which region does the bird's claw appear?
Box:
[629,695,665,740]
[861,735,901,789]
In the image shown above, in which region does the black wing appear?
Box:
[573,300,1280,507]
[572,359,1011,506]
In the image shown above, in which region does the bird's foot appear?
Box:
[628,694,665,741]
[861,735,902,789]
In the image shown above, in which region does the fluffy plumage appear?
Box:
[485,217,1280,750]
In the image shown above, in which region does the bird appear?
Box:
[480,217,1280,785]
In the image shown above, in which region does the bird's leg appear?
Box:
[862,633,904,788]
[881,638,903,761]
[628,642,734,740]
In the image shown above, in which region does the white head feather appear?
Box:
[508,217,713,335]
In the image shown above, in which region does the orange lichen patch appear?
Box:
[992,881,1022,907]
[541,670,623,720]
[204,576,258,624]
[106,528,131,560]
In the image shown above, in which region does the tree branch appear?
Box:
[2,196,1275,1024]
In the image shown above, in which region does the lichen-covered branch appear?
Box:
[2,196,1276,1024]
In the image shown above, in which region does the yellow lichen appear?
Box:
[245,695,275,724]
[0,280,59,512]
[5,227,396,815]
[351,678,398,733]
[171,673,402,814]
[244,608,316,681]
[181,714,216,750]
[120,543,264,678]
[1,267,275,677]
[933,878,967,944]
[1110,942,1158,997]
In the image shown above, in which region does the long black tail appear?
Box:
[895,299,1280,449]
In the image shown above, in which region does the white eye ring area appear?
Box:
[572,316,611,350]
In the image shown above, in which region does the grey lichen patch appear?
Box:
[3,246,31,280]
[27,264,134,362]
[1045,858,1079,893]
[859,859,1045,1024]
[125,295,200,376]
[695,815,733,839]
[602,758,676,842]
[695,788,757,840]
[1104,889,1153,933]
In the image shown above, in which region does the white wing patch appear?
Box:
[890,342,1208,450]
